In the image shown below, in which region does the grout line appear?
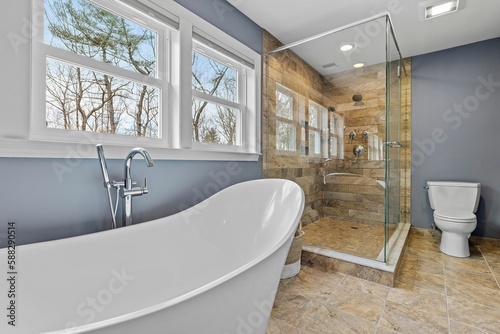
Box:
[374,290,389,334]
[289,264,346,334]
[440,249,452,334]
[477,245,500,289]
[440,243,499,333]
[454,321,498,334]
[300,262,384,332]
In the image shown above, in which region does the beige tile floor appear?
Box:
[303,218,398,260]
[267,228,500,333]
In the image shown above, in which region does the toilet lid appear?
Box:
[434,209,476,222]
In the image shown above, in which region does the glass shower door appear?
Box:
[384,17,403,262]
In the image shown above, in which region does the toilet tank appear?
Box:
[427,181,481,213]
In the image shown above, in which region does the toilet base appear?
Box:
[440,231,470,257]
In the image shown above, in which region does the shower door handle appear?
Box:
[386,141,402,148]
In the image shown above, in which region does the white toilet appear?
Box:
[427,181,481,257]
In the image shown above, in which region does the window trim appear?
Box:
[329,111,344,159]
[0,0,261,161]
[275,83,301,154]
[31,0,170,148]
[191,39,246,148]
[307,100,326,157]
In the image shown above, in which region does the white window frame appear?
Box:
[190,37,247,151]
[274,83,308,155]
[275,84,298,153]
[307,101,327,157]
[0,0,261,161]
[329,112,344,159]
[367,132,384,161]
[31,0,170,148]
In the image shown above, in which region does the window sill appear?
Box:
[0,138,261,161]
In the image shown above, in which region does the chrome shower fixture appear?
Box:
[349,131,357,141]
[121,147,154,227]
[96,145,154,229]
[352,92,364,106]
[353,145,365,157]
[97,144,118,229]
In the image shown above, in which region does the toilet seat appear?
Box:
[434,209,476,223]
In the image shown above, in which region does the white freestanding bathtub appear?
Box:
[0,179,304,334]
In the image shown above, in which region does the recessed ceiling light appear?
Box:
[353,63,365,68]
[339,43,354,52]
[425,0,459,20]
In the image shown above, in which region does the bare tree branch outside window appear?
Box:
[44,0,159,137]
[276,89,296,151]
[191,50,238,145]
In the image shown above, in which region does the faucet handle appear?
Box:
[111,180,124,188]
[142,178,149,195]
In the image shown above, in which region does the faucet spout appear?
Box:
[122,147,154,227]
[125,147,154,180]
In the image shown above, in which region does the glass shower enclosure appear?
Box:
[263,13,408,263]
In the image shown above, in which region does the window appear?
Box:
[367,132,384,160]
[275,85,295,152]
[33,0,169,146]
[191,40,244,147]
[19,0,261,160]
[189,28,257,153]
[308,101,327,157]
[329,112,344,158]
[275,84,306,153]
[274,85,340,159]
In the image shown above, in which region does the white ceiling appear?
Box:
[228,0,500,74]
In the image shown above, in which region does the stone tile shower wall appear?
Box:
[263,30,412,227]
[324,65,387,224]
[400,60,412,226]
[263,30,332,217]
[323,61,412,225]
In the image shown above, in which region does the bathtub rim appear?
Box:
[40,178,304,334]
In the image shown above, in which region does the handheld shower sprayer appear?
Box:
[96,144,118,229]
[97,144,110,188]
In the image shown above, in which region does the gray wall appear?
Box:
[174,0,262,53]
[411,37,500,238]
[0,1,262,247]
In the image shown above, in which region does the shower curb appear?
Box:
[302,222,411,287]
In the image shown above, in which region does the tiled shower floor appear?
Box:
[303,218,398,260]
